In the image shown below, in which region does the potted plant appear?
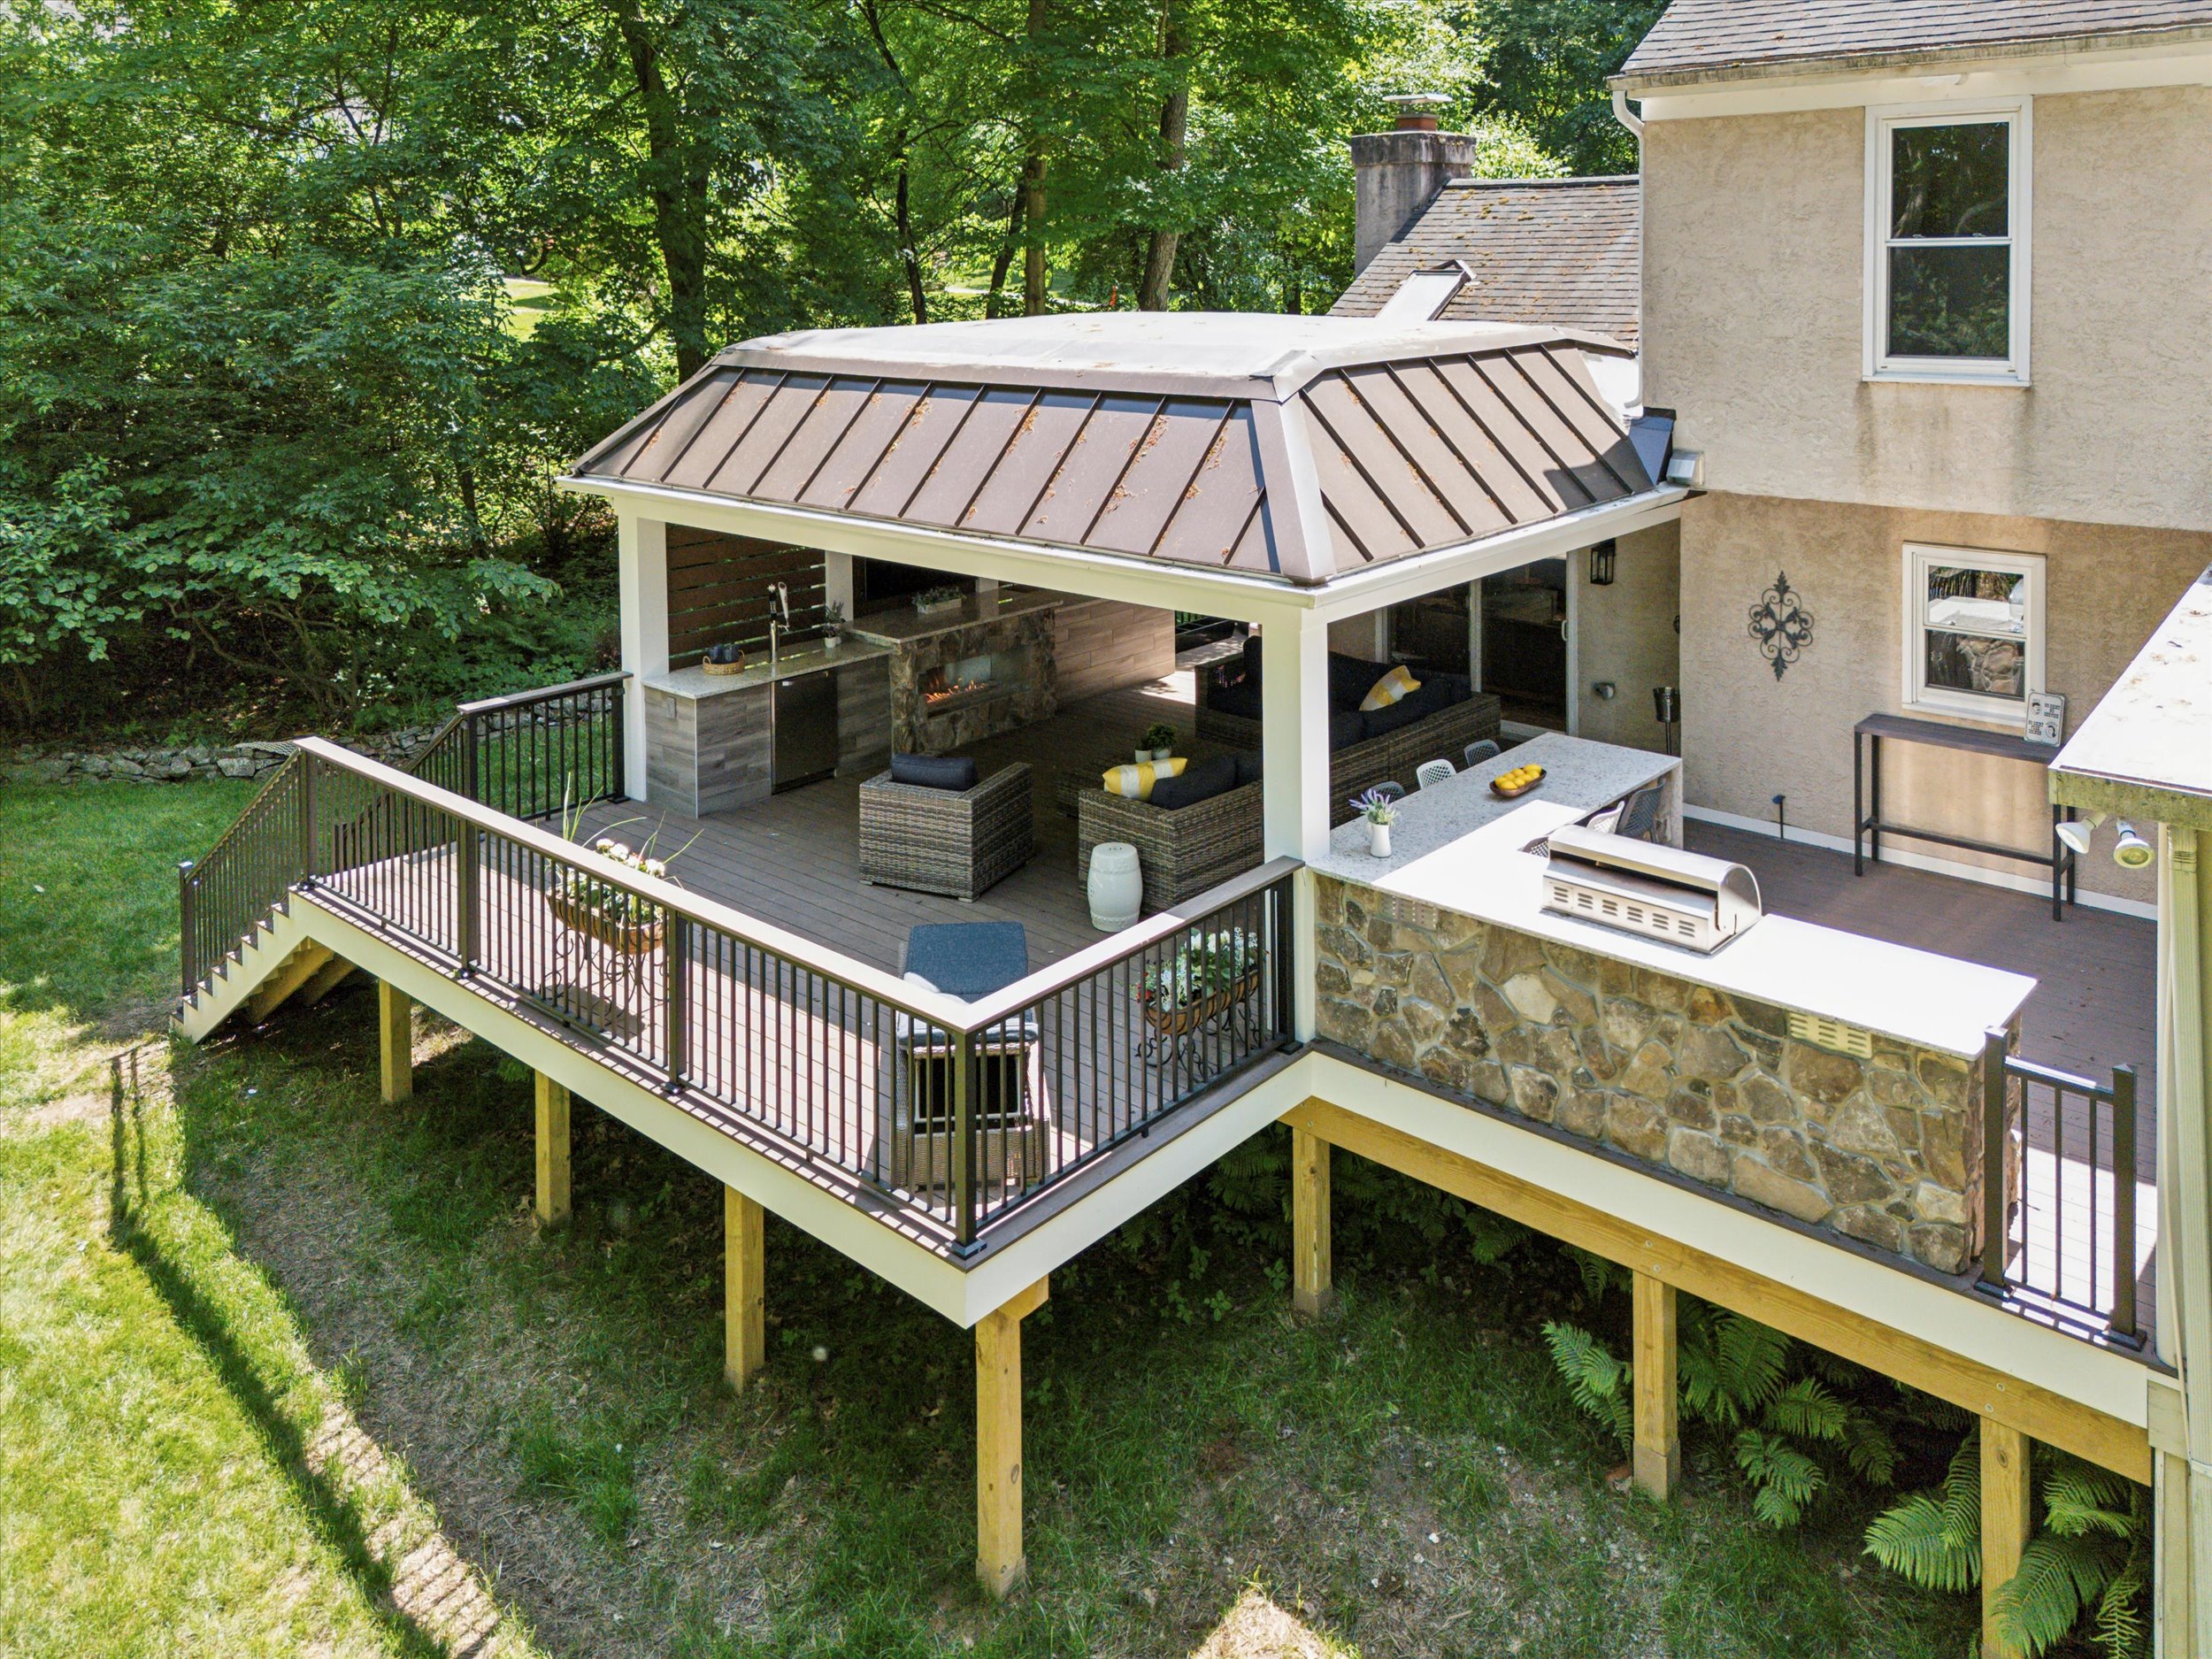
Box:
[914,584,964,617]
[822,599,846,649]
[1355,787,1397,857]
[1139,928,1260,1037]
[1139,721,1177,763]
[549,797,699,955]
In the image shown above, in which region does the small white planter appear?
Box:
[1368,820,1393,857]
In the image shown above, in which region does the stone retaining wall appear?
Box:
[1313,873,2002,1274]
[8,726,439,786]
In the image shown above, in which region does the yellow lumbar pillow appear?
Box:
[1102,757,1187,799]
[1359,664,1420,711]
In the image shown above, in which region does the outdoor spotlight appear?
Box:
[2114,822,2154,870]
[1588,541,1617,586]
[2054,819,2094,858]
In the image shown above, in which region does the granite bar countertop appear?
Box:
[1315,733,1677,879]
[641,638,891,700]
[846,586,1063,646]
[1314,733,2032,1056]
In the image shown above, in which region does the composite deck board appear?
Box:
[319,676,2156,1340]
[1686,820,2157,1343]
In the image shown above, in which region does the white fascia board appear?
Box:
[953,1061,1315,1322]
[564,474,1684,626]
[1302,488,1687,622]
[1638,42,2212,121]
[561,475,1308,626]
[1302,1049,2154,1429]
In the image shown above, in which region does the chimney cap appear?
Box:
[1382,91,1453,132]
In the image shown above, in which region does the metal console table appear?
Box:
[1852,712,2078,920]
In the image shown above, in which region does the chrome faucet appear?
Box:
[768,581,792,672]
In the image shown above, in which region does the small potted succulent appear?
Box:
[822,599,847,649]
[1138,721,1177,763]
[914,584,964,617]
[1355,787,1397,857]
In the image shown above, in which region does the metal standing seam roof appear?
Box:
[1617,0,2212,88]
[568,313,1655,588]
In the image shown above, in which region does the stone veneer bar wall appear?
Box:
[1313,873,2008,1274]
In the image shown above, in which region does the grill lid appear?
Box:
[1541,825,1763,951]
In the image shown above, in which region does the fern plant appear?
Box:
[1544,1300,1896,1528]
[1865,1437,2150,1657]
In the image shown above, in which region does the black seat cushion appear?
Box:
[1233,749,1264,787]
[1328,709,1367,751]
[1241,633,1263,681]
[1207,677,1264,722]
[1326,651,1391,710]
[1360,672,1471,740]
[889,752,979,792]
[1146,753,1239,811]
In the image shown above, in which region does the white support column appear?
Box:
[2159,823,2212,1656]
[1260,608,1333,1042]
[617,512,670,802]
[822,549,856,626]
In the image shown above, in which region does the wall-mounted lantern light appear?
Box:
[1588,540,1617,586]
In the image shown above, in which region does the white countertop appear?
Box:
[1317,735,2032,1056]
[642,639,891,699]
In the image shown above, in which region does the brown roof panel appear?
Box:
[567,314,1672,588]
[1088,399,1240,556]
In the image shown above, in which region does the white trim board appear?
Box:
[1681,802,2156,920]
[1298,1049,2154,1437]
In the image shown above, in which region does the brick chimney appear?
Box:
[1351,95,1480,275]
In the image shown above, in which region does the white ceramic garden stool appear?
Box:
[1087,841,1142,932]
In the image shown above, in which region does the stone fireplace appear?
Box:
[851,588,1061,754]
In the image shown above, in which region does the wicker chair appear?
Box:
[858,764,1035,901]
[1076,780,1264,916]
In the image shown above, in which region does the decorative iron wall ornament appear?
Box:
[1747,571,1814,680]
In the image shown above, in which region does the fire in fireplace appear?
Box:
[920,649,1020,710]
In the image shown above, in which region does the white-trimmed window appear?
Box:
[1866,102,2031,383]
[1903,544,2043,720]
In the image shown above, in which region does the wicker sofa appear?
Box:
[858,763,1035,901]
[1072,677,1500,913]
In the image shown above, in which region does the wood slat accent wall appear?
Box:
[667,526,826,666]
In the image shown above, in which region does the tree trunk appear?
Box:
[611,0,711,380]
[1020,0,1049,316]
[986,190,1024,319]
[1136,2,1187,311]
[894,143,927,325]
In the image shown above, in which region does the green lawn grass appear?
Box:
[0,778,1978,1656]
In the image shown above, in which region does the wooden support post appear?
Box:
[724,1186,764,1392]
[1291,1125,1333,1317]
[1632,1271,1680,1500]
[534,1072,571,1226]
[377,980,412,1103]
[976,1277,1048,1599]
[1981,1417,2033,1659]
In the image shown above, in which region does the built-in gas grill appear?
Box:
[1541,825,1762,953]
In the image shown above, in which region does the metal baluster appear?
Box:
[2110,1065,2139,1341]
[1978,1027,2008,1297]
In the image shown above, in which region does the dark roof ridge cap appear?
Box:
[1613,20,2212,92]
[1440,173,1638,189]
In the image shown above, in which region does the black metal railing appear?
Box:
[1978,1027,2140,1345]
[179,753,311,997]
[408,670,628,821]
[278,739,1297,1248]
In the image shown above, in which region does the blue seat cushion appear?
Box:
[890,752,979,792]
[902,921,1029,999]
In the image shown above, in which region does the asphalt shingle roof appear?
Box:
[1331,177,1640,353]
[1618,0,2212,86]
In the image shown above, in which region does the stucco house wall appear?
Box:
[1574,523,1681,752]
[1678,491,2210,902]
[1640,86,2212,532]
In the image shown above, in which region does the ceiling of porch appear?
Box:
[567,313,1660,587]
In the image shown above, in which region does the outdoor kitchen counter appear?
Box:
[1311,734,2032,1057]
[641,638,892,700]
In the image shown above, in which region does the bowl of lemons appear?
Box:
[1488,761,1548,799]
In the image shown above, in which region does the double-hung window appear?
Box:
[1903,544,2044,721]
[1867,103,2030,382]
